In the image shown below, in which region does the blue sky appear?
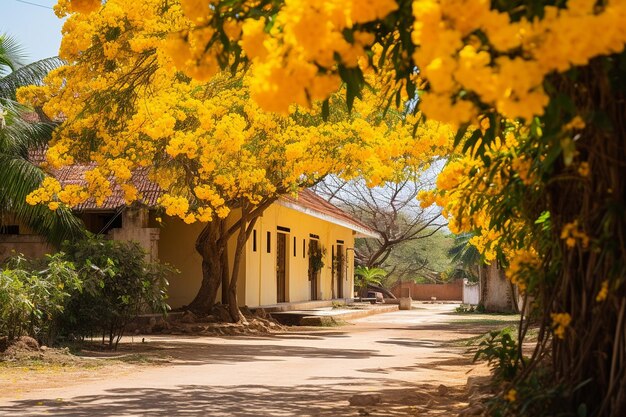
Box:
[1,0,63,63]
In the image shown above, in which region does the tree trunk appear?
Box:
[540,61,626,415]
[190,197,276,321]
[227,205,257,322]
[187,220,226,314]
[478,263,486,307]
[221,220,230,304]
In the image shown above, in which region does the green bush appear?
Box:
[473,327,521,382]
[0,253,80,345]
[455,303,476,313]
[59,235,171,349]
[354,266,387,296]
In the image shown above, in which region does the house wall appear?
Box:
[0,215,52,262]
[157,218,205,309]
[244,203,355,307]
[0,235,52,262]
[108,209,159,262]
[157,203,356,309]
[157,213,244,309]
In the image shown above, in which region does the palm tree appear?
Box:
[0,33,83,245]
[447,232,481,282]
[354,266,388,297]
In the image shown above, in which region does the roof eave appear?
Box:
[276,199,381,239]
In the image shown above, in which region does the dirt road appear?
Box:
[0,303,516,416]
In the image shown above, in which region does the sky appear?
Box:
[1,0,63,63]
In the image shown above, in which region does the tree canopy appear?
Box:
[18,0,452,319]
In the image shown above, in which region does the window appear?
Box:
[267,231,271,253]
[253,230,257,252]
[293,236,297,257]
[0,225,19,235]
[302,239,306,258]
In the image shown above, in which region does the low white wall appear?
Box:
[463,279,480,305]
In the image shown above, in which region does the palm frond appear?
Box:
[0,155,85,246]
[448,232,481,266]
[0,57,64,100]
[0,37,82,246]
[0,99,54,153]
[0,33,27,75]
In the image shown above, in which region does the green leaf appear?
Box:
[462,129,482,154]
[454,123,470,148]
[321,98,330,121]
[535,211,550,224]
[338,66,364,112]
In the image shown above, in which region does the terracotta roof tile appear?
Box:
[53,164,160,210]
[48,164,376,235]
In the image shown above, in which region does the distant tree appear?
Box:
[314,175,447,282]
[380,229,454,285]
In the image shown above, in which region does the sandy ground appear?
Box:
[0,303,519,416]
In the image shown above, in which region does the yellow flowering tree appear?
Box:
[19,0,451,321]
[118,0,626,414]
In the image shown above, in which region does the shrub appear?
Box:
[59,235,171,349]
[0,253,80,345]
[473,327,521,382]
[354,266,387,296]
[455,303,476,314]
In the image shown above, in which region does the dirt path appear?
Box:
[0,303,518,416]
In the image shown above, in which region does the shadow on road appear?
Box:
[0,382,470,416]
[79,338,390,366]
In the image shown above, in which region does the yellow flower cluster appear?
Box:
[172,0,398,113]
[55,0,101,15]
[511,156,535,186]
[420,124,545,288]
[560,220,590,248]
[578,162,590,178]
[84,169,112,207]
[505,249,540,293]
[551,312,572,339]
[412,0,626,125]
[159,194,190,218]
[25,177,62,206]
[596,280,609,302]
[58,184,90,206]
[140,0,626,125]
[505,389,517,402]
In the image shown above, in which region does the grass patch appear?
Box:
[449,324,540,348]
[451,317,520,327]
[449,325,517,347]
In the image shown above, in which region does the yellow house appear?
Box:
[0,163,378,309]
[159,190,378,309]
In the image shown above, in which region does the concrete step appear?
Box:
[270,304,399,326]
[253,298,353,313]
